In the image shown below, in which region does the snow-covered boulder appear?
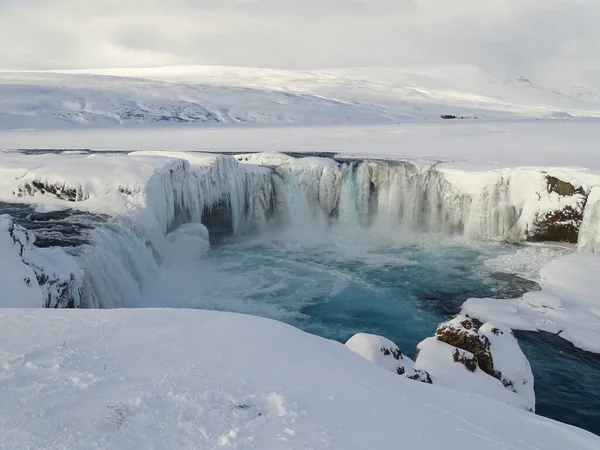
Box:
[479,323,535,410]
[414,315,535,411]
[0,215,82,308]
[345,333,432,383]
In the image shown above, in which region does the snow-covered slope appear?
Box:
[1,308,598,449]
[2,65,600,128]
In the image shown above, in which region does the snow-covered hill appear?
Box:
[1,308,598,449]
[2,65,600,129]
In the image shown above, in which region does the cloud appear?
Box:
[0,0,598,81]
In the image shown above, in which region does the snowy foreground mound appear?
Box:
[1,309,598,450]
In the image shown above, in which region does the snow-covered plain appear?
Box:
[1,308,599,450]
[2,65,600,129]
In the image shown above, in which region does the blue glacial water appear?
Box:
[145,227,600,435]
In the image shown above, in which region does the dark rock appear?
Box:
[452,349,478,372]
[435,315,500,380]
[546,176,585,197]
[529,175,588,244]
[407,369,433,384]
[17,180,86,202]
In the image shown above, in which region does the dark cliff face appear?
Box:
[529,176,588,244]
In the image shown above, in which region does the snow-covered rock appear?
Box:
[345,333,432,383]
[0,308,598,450]
[414,315,535,411]
[463,252,600,353]
[480,323,536,410]
[0,215,82,308]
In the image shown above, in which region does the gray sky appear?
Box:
[1,0,598,81]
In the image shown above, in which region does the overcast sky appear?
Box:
[0,0,598,81]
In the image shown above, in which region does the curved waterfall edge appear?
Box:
[1,151,598,309]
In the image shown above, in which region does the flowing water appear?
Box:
[143,226,600,435]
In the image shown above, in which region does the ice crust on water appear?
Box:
[463,253,600,353]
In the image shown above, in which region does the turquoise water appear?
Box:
[147,228,600,435]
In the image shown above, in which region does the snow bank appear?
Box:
[463,253,600,353]
[344,333,431,382]
[0,308,597,449]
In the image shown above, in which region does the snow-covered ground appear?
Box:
[1,308,598,449]
[2,64,600,129]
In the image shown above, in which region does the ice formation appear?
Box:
[0,150,599,309]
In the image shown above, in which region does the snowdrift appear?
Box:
[0,308,598,449]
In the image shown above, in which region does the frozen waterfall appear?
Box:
[1,150,597,309]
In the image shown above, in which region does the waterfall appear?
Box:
[3,151,597,309]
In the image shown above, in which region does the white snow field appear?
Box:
[2,65,600,129]
[1,308,599,450]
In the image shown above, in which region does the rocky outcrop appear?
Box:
[414,315,535,412]
[16,179,87,202]
[345,317,534,411]
[433,316,500,379]
[530,175,588,244]
[1,216,83,308]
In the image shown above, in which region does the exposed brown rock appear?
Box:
[528,175,589,244]
[435,315,502,380]
[452,349,478,372]
[546,176,585,197]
